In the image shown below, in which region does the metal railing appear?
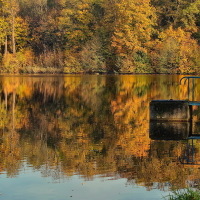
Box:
[180,76,200,101]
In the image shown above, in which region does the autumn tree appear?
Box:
[0,0,28,55]
[0,17,8,54]
[102,0,156,72]
[2,0,20,54]
[152,26,200,73]
[151,0,200,33]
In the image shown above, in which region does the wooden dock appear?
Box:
[150,76,200,140]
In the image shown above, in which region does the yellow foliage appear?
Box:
[2,49,35,73]
[64,50,83,73]
[151,26,200,73]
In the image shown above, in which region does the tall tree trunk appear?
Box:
[5,90,7,110]
[12,15,16,54]
[5,35,8,55]
[12,92,16,130]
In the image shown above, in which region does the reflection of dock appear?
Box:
[150,121,200,140]
[179,139,200,166]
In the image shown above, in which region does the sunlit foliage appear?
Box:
[0,0,199,73]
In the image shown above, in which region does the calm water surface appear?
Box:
[0,74,200,200]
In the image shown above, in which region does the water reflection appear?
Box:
[150,122,190,140]
[179,139,200,166]
[1,75,200,193]
[150,122,200,164]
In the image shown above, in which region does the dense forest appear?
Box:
[1,0,200,74]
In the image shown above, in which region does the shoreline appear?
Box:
[0,72,198,76]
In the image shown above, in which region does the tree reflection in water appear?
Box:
[0,75,200,191]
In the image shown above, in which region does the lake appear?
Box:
[0,74,200,200]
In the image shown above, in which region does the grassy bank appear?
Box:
[165,189,200,200]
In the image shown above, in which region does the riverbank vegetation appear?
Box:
[1,0,200,74]
[165,189,200,200]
